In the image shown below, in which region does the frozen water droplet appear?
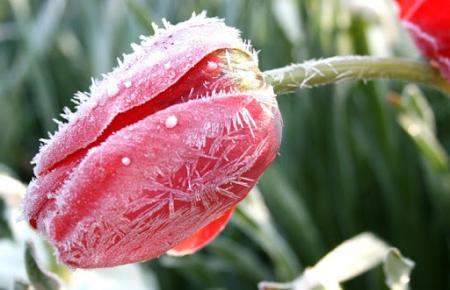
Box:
[107,81,119,96]
[124,80,132,88]
[121,157,131,166]
[165,115,178,128]
[206,61,218,71]
[164,62,171,70]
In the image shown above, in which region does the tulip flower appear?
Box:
[396,0,450,81]
[23,13,282,268]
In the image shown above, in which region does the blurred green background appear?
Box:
[0,0,449,289]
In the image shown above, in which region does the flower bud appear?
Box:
[396,0,450,81]
[23,13,282,268]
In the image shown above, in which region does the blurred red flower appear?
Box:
[396,0,450,81]
[23,14,282,268]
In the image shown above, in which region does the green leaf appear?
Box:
[24,241,61,290]
[397,85,449,171]
[259,165,325,263]
[383,248,415,290]
[0,198,12,239]
[209,238,271,282]
[13,280,30,290]
[396,85,450,229]
[124,0,153,31]
[234,187,301,281]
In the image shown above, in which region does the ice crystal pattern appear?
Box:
[23,12,282,268]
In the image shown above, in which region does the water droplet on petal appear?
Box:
[121,157,131,166]
[165,115,178,128]
[206,61,218,72]
[124,80,132,88]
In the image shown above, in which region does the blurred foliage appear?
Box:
[0,0,449,289]
[0,198,13,239]
[24,242,61,290]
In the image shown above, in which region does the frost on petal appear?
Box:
[23,158,79,229]
[437,56,450,81]
[39,92,280,268]
[24,14,281,269]
[33,14,247,175]
[397,0,450,81]
[24,48,258,232]
[167,207,235,256]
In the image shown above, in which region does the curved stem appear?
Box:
[264,56,450,96]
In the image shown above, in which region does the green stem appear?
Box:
[264,56,450,96]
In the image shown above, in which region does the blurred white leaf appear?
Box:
[384,248,415,290]
[271,0,302,44]
[0,213,49,289]
[0,172,26,209]
[69,265,158,290]
[0,172,157,290]
[0,172,48,289]
[25,241,62,290]
[340,0,405,57]
[259,233,414,290]
[398,85,449,171]
[293,233,388,290]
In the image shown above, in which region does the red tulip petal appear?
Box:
[396,0,450,81]
[25,14,282,269]
[24,158,80,229]
[36,91,280,268]
[33,15,246,176]
[24,49,237,229]
[167,207,235,256]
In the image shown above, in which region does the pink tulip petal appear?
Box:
[167,207,235,256]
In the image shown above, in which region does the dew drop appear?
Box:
[206,61,218,72]
[121,157,131,166]
[164,62,171,70]
[124,80,132,88]
[165,115,178,128]
[107,81,119,95]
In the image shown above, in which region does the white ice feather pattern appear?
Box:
[53,98,272,265]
